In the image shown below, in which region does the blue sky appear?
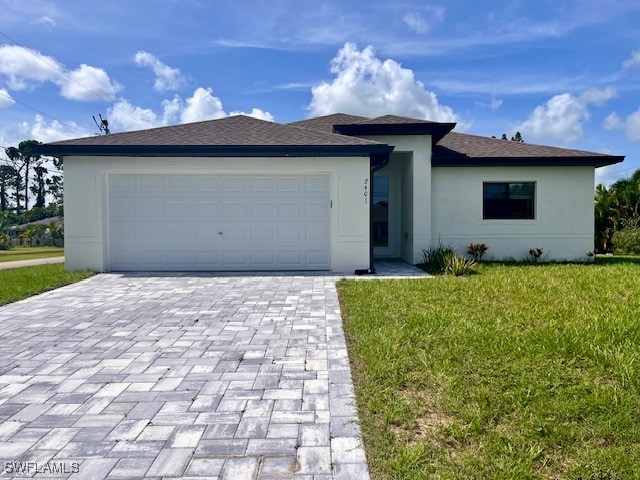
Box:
[1,0,640,184]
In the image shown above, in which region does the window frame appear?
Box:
[482,181,536,220]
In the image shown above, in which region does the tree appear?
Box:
[594,168,640,252]
[497,132,525,142]
[30,165,48,208]
[511,132,524,142]
[9,170,24,215]
[5,140,42,212]
[0,165,18,212]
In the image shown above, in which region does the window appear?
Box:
[483,182,535,219]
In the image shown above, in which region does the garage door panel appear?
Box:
[109,174,330,271]
[139,176,164,193]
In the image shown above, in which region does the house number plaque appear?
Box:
[364,178,368,204]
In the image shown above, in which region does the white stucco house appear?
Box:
[40,113,623,273]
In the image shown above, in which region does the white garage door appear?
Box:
[108,174,330,271]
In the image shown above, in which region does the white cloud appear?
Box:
[403,12,429,33]
[0,44,120,101]
[60,64,122,101]
[513,87,616,142]
[0,88,14,109]
[229,108,275,122]
[25,115,83,143]
[308,43,458,123]
[107,87,274,132]
[403,8,444,34]
[134,51,186,92]
[603,110,640,142]
[180,87,226,123]
[622,49,640,69]
[32,16,56,28]
[475,97,503,110]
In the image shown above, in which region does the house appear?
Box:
[39,113,623,273]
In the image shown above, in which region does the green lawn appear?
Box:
[337,257,640,479]
[0,246,64,263]
[0,264,93,306]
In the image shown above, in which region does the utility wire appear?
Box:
[0,30,152,130]
[0,90,91,136]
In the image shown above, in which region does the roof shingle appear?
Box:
[47,115,380,147]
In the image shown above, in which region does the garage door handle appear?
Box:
[218,232,223,235]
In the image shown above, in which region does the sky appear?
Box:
[1,0,640,185]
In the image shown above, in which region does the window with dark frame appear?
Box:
[483,182,535,220]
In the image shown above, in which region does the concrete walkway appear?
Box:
[0,273,372,479]
[0,256,65,271]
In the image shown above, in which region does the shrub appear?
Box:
[528,248,544,262]
[466,243,488,261]
[612,226,640,254]
[0,233,10,250]
[422,243,455,273]
[445,254,475,276]
[422,243,475,276]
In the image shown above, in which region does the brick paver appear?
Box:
[0,271,390,479]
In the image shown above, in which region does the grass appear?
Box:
[0,246,64,263]
[337,257,640,479]
[0,264,93,306]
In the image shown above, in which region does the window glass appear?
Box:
[483,182,534,219]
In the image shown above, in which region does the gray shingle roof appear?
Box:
[350,114,443,126]
[434,132,624,167]
[287,113,368,133]
[47,115,380,147]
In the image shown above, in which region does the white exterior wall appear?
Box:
[360,135,431,263]
[431,166,595,261]
[64,155,371,273]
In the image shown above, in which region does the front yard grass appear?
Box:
[0,264,93,306]
[0,246,64,263]
[337,257,640,479]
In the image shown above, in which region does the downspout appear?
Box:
[355,152,391,275]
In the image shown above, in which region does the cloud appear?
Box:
[229,108,275,122]
[0,45,121,101]
[180,87,226,123]
[603,110,640,142]
[60,64,122,101]
[512,87,616,142]
[1,115,83,148]
[107,87,274,132]
[0,88,14,109]
[402,8,444,34]
[308,43,458,123]
[623,49,640,69]
[31,16,56,28]
[475,97,503,111]
[403,12,429,33]
[134,51,186,92]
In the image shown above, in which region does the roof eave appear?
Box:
[38,144,395,158]
[333,123,457,143]
[432,155,625,168]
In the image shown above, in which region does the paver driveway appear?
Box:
[0,273,370,479]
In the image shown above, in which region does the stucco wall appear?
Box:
[431,166,595,261]
[64,155,371,273]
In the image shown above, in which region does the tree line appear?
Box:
[595,169,640,253]
[1,139,63,223]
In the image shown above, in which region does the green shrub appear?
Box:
[422,243,455,273]
[422,243,475,276]
[445,254,475,276]
[0,233,10,250]
[612,226,640,254]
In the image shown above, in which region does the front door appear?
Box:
[373,172,398,257]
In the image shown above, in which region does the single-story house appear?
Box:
[39,113,623,273]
